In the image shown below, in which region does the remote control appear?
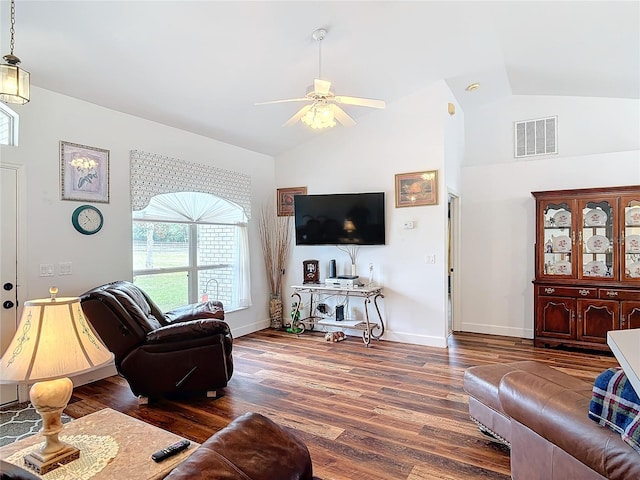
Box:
[151,439,190,462]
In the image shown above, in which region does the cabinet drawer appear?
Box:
[598,289,640,301]
[537,286,597,298]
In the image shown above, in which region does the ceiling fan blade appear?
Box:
[314,79,332,95]
[283,104,312,126]
[334,95,386,109]
[330,104,356,127]
[255,98,308,106]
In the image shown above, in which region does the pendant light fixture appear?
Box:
[1,0,30,104]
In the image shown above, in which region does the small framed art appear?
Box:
[60,141,110,203]
[277,186,307,216]
[394,170,438,207]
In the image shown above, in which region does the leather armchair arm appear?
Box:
[164,300,224,324]
[146,318,231,344]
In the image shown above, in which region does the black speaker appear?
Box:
[335,305,344,321]
[329,259,336,278]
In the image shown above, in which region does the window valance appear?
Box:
[130,150,251,219]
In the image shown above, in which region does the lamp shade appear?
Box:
[0,58,30,105]
[0,296,113,383]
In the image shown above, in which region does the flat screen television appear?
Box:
[294,192,385,245]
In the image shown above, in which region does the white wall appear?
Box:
[465,95,640,166]
[0,86,275,337]
[6,86,633,351]
[460,93,640,337]
[276,80,464,347]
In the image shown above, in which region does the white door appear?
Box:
[1,164,19,405]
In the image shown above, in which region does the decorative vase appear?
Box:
[351,264,357,277]
[269,294,283,329]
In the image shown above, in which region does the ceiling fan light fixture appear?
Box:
[256,27,384,128]
[0,0,30,105]
[301,102,336,129]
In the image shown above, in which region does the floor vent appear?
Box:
[514,116,557,158]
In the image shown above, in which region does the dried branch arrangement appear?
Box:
[258,203,292,296]
[336,244,359,265]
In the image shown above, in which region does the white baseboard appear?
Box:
[459,322,533,339]
[381,331,448,348]
[71,363,118,387]
[232,319,271,338]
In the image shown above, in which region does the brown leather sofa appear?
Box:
[464,361,640,480]
[80,281,233,400]
[1,412,317,480]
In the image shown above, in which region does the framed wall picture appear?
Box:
[60,141,110,203]
[394,170,438,207]
[277,186,307,216]
[303,259,319,284]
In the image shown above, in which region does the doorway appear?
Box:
[447,192,460,336]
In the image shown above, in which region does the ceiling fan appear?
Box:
[255,28,386,129]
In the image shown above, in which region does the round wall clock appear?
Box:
[71,205,104,235]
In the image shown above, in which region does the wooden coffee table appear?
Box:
[0,408,199,479]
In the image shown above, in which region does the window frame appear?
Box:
[132,220,242,311]
[0,103,19,146]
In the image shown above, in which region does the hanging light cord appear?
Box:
[317,35,322,79]
[9,0,16,56]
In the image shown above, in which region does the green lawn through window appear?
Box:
[132,245,189,311]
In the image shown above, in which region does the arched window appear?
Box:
[132,191,251,312]
[0,103,19,146]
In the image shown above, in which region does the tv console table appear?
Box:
[290,284,385,347]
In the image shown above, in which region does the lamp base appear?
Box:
[25,377,80,474]
[24,444,80,474]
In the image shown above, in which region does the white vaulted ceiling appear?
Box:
[4,1,638,156]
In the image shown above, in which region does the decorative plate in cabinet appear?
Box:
[554,261,572,275]
[584,209,608,227]
[585,261,607,277]
[627,234,640,253]
[586,235,609,253]
[626,207,640,226]
[552,210,571,227]
[627,262,640,278]
[552,235,571,253]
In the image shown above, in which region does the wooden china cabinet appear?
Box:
[533,185,640,351]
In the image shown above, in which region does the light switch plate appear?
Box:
[39,264,54,277]
[59,262,72,275]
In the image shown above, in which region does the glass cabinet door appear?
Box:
[622,195,640,281]
[580,199,615,280]
[541,201,574,277]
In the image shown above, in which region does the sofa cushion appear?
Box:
[464,361,588,416]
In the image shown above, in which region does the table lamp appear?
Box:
[0,287,114,474]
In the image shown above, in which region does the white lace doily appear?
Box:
[5,434,118,479]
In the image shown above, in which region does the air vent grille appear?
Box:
[514,116,557,158]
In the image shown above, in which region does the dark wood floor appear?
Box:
[67,330,619,480]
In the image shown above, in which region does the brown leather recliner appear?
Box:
[80,281,233,400]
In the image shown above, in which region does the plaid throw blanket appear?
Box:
[589,367,640,454]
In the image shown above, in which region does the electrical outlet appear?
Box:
[425,254,436,264]
[39,264,54,277]
[403,221,415,229]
